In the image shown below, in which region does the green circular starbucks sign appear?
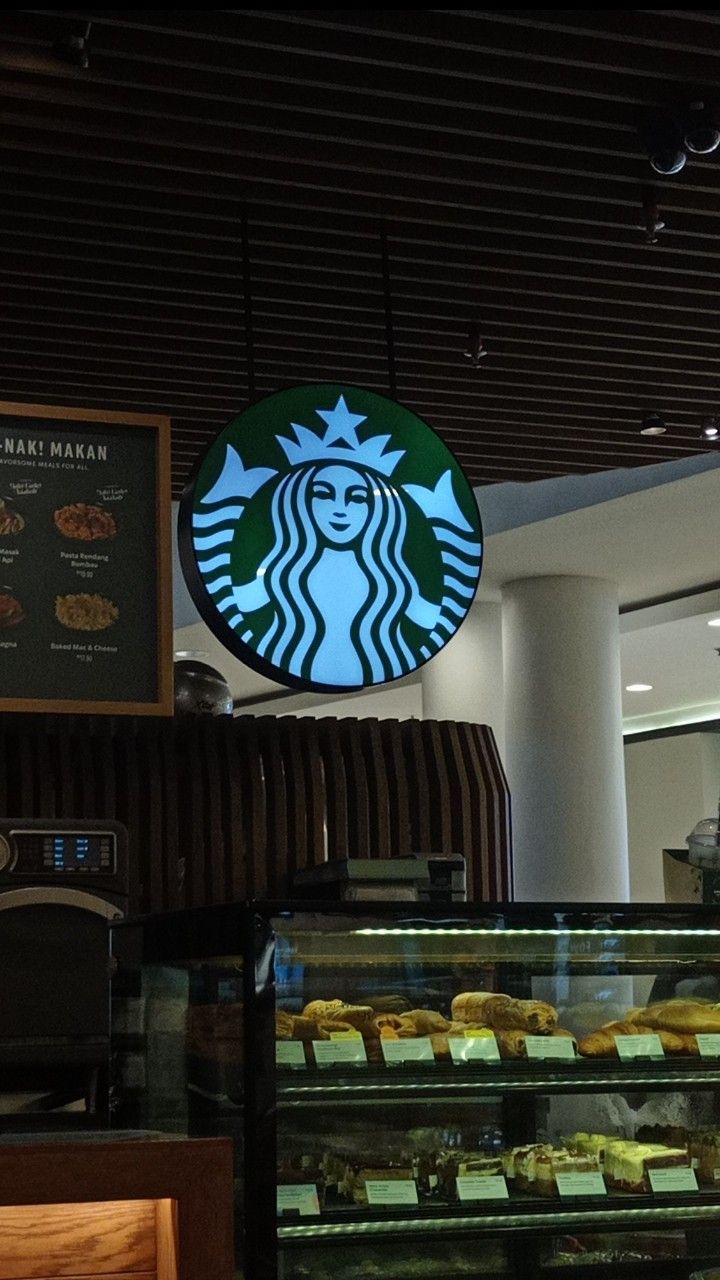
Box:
[179,384,483,693]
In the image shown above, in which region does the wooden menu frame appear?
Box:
[0,401,173,716]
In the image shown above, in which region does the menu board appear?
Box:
[0,402,172,715]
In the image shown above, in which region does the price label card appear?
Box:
[365,1179,419,1207]
[329,1029,363,1040]
[526,1036,576,1062]
[276,1041,306,1069]
[555,1172,607,1197]
[313,1038,367,1067]
[615,1033,664,1061]
[456,1175,509,1201]
[276,1184,320,1217]
[450,1034,501,1065]
[382,1037,434,1065]
[696,1034,720,1058]
[649,1167,698,1193]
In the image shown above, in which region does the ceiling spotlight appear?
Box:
[464,322,487,368]
[701,417,720,440]
[626,683,653,693]
[640,412,666,436]
[639,111,687,176]
[684,101,720,155]
[637,187,665,246]
[52,22,91,69]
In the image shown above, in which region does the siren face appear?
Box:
[179,384,483,693]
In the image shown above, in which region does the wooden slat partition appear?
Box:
[0,714,511,910]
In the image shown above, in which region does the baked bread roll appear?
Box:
[431,1032,451,1060]
[630,1000,720,1036]
[303,999,344,1019]
[483,996,558,1034]
[373,1013,404,1034]
[367,995,412,1014]
[275,1010,294,1041]
[451,992,495,1023]
[398,1009,450,1036]
[322,1004,375,1032]
[289,1014,325,1042]
[496,1029,528,1059]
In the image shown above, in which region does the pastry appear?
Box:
[629,1000,720,1036]
[496,1029,529,1059]
[276,1010,294,1041]
[322,1004,375,1034]
[535,1149,600,1197]
[373,1014,404,1033]
[366,995,412,1014]
[577,1021,655,1057]
[451,992,495,1023]
[578,1021,696,1058]
[303,999,344,1019]
[513,1144,553,1191]
[481,996,558,1034]
[604,1140,689,1192]
[400,1009,451,1036]
[430,1032,450,1060]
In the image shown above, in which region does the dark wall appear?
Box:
[0,713,512,911]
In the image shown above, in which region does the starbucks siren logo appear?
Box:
[179,384,482,692]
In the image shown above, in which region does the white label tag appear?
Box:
[696,1034,720,1058]
[525,1036,576,1061]
[649,1167,697,1193]
[555,1172,607,1197]
[382,1037,434,1064]
[365,1179,418,1206]
[450,1034,501,1064]
[615,1033,664,1061]
[456,1175,509,1201]
[276,1041,306,1069]
[276,1184,320,1217]
[313,1038,367,1067]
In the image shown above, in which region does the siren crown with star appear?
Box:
[276,395,405,477]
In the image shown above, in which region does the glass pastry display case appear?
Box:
[113,903,720,1280]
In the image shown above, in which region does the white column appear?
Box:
[421,602,505,761]
[502,576,629,902]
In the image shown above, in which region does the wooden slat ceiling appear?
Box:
[1,9,720,493]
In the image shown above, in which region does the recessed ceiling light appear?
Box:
[708,618,720,627]
[626,683,653,692]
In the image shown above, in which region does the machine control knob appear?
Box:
[0,835,12,873]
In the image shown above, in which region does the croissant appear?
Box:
[578,1021,656,1058]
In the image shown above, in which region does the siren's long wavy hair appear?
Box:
[255,462,421,684]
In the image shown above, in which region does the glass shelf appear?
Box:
[278,1195,720,1241]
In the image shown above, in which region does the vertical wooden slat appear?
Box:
[400,719,433,854]
[358,719,391,857]
[316,718,349,860]
[256,716,287,897]
[218,717,247,903]
[338,719,371,858]
[278,718,307,882]
[235,716,267,900]
[436,721,474,868]
[297,717,327,868]
[200,719,227,905]
[378,719,412,855]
